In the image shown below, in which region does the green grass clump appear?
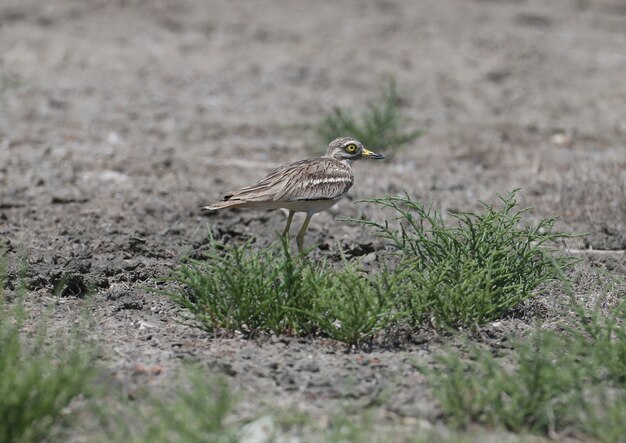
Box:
[317,81,422,151]
[575,300,626,385]
[167,237,395,344]
[422,299,626,441]
[167,237,318,335]
[0,257,93,443]
[306,260,403,345]
[171,191,575,342]
[423,332,580,433]
[357,190,575,328]
[143,373,237,443]
[578,391,626,443]
[0,333,92,443]
[106,369,238,443]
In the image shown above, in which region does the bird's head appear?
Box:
[324,137,385,162]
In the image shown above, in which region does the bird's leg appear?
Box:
[296,214,313,253]
[282,210,294,237]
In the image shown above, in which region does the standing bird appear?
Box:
[203,137,385,252]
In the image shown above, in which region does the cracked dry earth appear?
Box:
[1,0,625,441]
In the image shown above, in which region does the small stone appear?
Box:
[302,360,320,373]
[108,131,121,145]
[361,252,377,265]
[240,416,274,443]
[550,132,572,146]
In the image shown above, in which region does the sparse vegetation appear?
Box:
[356,190,576,328]
[421,298,626,442]
[317,81,422,152]
[0,264,93,443]
[103,369,239,443]
[166,236,401,345]
[4,2,625,441]
[168,191,574,344]
[166,236,320,335]
[305,259,403,345]
[423,331,580,433]
[2,195,608,443]
[0,196,621,442]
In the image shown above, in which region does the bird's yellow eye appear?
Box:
[345,144,357,153]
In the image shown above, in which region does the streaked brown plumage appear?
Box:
[203,137,385,251]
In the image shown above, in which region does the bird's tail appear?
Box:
[201,200,247,211]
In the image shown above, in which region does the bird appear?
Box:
[202,137,385,252]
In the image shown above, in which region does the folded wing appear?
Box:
[211,158,354,207]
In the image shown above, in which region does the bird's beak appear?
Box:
[361,148,385,159]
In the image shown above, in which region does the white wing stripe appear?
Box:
[308,177,352,185]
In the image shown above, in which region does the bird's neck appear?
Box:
[322,154,353,167]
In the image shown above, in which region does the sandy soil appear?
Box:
[1,0,625,440]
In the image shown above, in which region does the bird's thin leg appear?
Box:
[296,214,313,253]
[282,210,294,237]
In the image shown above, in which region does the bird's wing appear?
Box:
[273,159,353,201]
[223,159,353,203]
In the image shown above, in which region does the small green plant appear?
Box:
[574,301,626,385]
[422,298,626,441]
[317,81,422,151]
[356,190,576,328]
[0,338,93,443]
[120,370,238,443]
[94,365,240,443]
[167,236,403,344]
[578,390,626,443]
[423,332,580,433]
[0,258,93,443]
[167,236,319,334]
[304,261,404,346]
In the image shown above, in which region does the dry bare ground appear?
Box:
[1,0,625,441]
